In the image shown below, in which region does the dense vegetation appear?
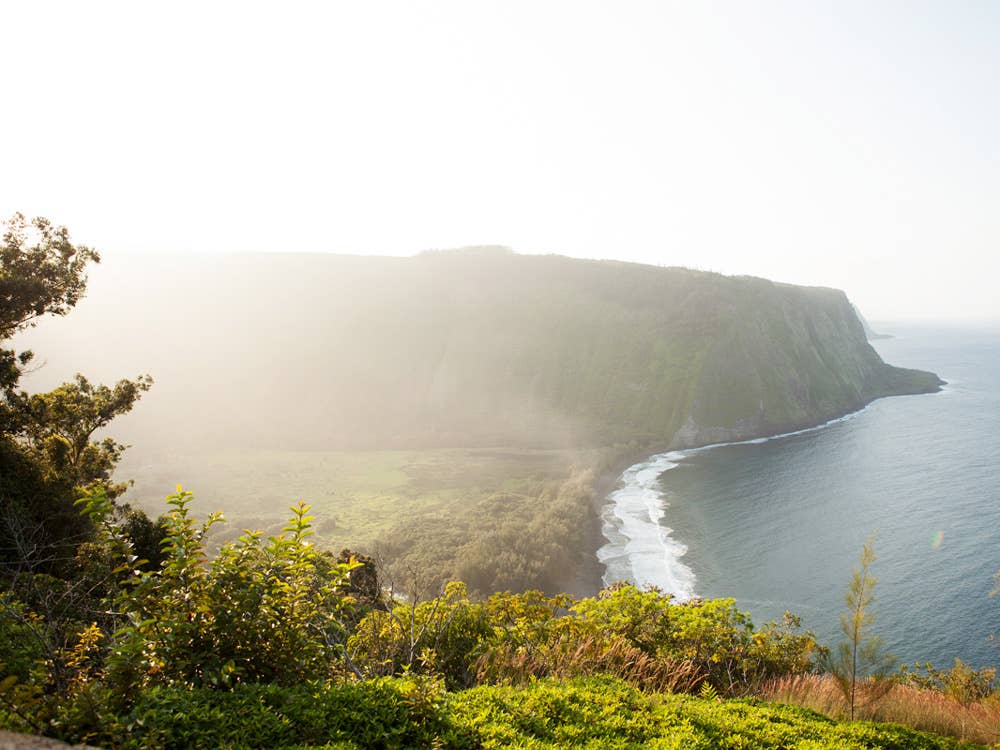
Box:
[374,460,618,597]
[1,217,990,748]
[126,447,626,598]
[2,490,996,748]
[18,677,981,749]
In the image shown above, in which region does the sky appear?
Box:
[2,1,998,321]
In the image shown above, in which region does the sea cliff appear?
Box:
[663,279,942,449]
[17,249,942,452]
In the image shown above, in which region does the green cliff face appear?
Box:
[22,249,942,451]
[667,277,941,448]
[340,250,941,449]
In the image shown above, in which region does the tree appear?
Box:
[826,534,896,720]
[1,213,99,432]
[0,214,154,575]
[0,215,165,739]
[22,373,153,499]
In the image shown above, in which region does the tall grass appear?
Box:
[475,635,705,694]
[763,673,1000,746]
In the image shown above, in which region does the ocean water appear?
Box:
[599,323,1000,668]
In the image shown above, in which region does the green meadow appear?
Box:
[118,447,614,595]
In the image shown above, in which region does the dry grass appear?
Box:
[762,673,1000,746]
[475,635,706,695]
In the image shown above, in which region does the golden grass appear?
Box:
[762,673,1000,746]
[475,635,706,695]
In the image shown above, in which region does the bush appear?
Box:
[110,677,473,750]
[79,487,359,691]
[448,676,971,749]
[476,589,704,693]
[348,582,491,690]
[349,584,818,697]
[559,585,816,695]
[0,594,46,682]
[899,660,998,705]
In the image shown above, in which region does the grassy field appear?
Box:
[118,445,604,557]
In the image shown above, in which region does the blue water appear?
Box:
[601,323,1000,668]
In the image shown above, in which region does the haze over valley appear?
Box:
[3,3,999,747]
[14,248,947,599]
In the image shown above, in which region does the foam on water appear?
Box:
[597,451,696,599]
[598,403,880,599]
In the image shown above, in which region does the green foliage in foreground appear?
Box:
[452,678,981,749]
[78,487,358,692]
[10,488,978,749]
[4,487,991,749]
[29,676,980,750]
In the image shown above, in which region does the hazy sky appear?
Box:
[3,1,998,321]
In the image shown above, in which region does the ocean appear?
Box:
[598,323,1000,669]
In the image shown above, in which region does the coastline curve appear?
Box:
[594,393,941,599]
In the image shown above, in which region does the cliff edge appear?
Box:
[666,278,942,448]
[16,250,943,451]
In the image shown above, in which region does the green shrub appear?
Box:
[0,594,46,682]
[899,660,998,705]
[349,582,491,690]
[478,585,818,696]
[449,677,978,749]
[111,677,473,750]
[476,589,704,693]
[350,584,818,697]
[78,487,359,691]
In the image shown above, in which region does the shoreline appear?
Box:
[567,442,672,597]
[582,383,948,596]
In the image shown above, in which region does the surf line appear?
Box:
[596,404,877,601]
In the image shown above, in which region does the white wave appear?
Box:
[598,404,876,600]
[597,451,696,600]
